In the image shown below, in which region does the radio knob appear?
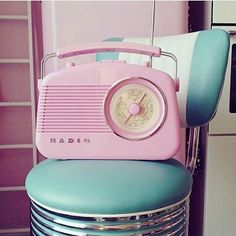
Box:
[128,103,141,115]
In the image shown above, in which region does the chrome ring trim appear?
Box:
[32,220,53,236]
[31,229,38,236]
[31,200,189,231]
[32,210,189,236]
[31,206,188,233]
[30,197,189,235]
[28,192,191,218]
[102,76,168,141]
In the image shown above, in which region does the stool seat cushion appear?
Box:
[26,159,192,216]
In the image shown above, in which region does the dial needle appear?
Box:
[125,114,132,124]
[138,93,147,105]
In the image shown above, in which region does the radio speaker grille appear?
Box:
[37,85,111,133]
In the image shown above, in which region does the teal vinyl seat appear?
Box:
[27,159,192,235]
[26,29,229,235]
[26,159,192,215]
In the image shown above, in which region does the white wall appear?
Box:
[41,1,188,72]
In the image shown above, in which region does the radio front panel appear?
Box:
[36,61,180,160]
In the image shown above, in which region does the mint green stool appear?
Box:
[27,159,191,235]
[26,29,229,235]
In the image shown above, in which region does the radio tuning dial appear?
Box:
[104,77,167,140]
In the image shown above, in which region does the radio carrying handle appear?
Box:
[56,42,162,59]
[41,42,178,85]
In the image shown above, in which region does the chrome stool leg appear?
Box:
[29,196,190,236]
[186,127,200,175]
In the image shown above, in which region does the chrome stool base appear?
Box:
[30,196,190,236]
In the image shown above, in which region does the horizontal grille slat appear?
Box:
[40,100,104,103]
[38,124,105,127]
[39,108,102,111]
[40,95,107,97]
[37,119,106,121]
[38,114,105,117]
[37,85,111,133]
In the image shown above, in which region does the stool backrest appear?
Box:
[97,29,229,127]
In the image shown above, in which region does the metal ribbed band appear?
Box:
[30,196,189,236]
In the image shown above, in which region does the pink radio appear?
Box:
[36,42,181,160]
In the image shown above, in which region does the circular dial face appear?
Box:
[104,77,166,140]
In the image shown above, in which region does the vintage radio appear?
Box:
[36,42,180,160]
